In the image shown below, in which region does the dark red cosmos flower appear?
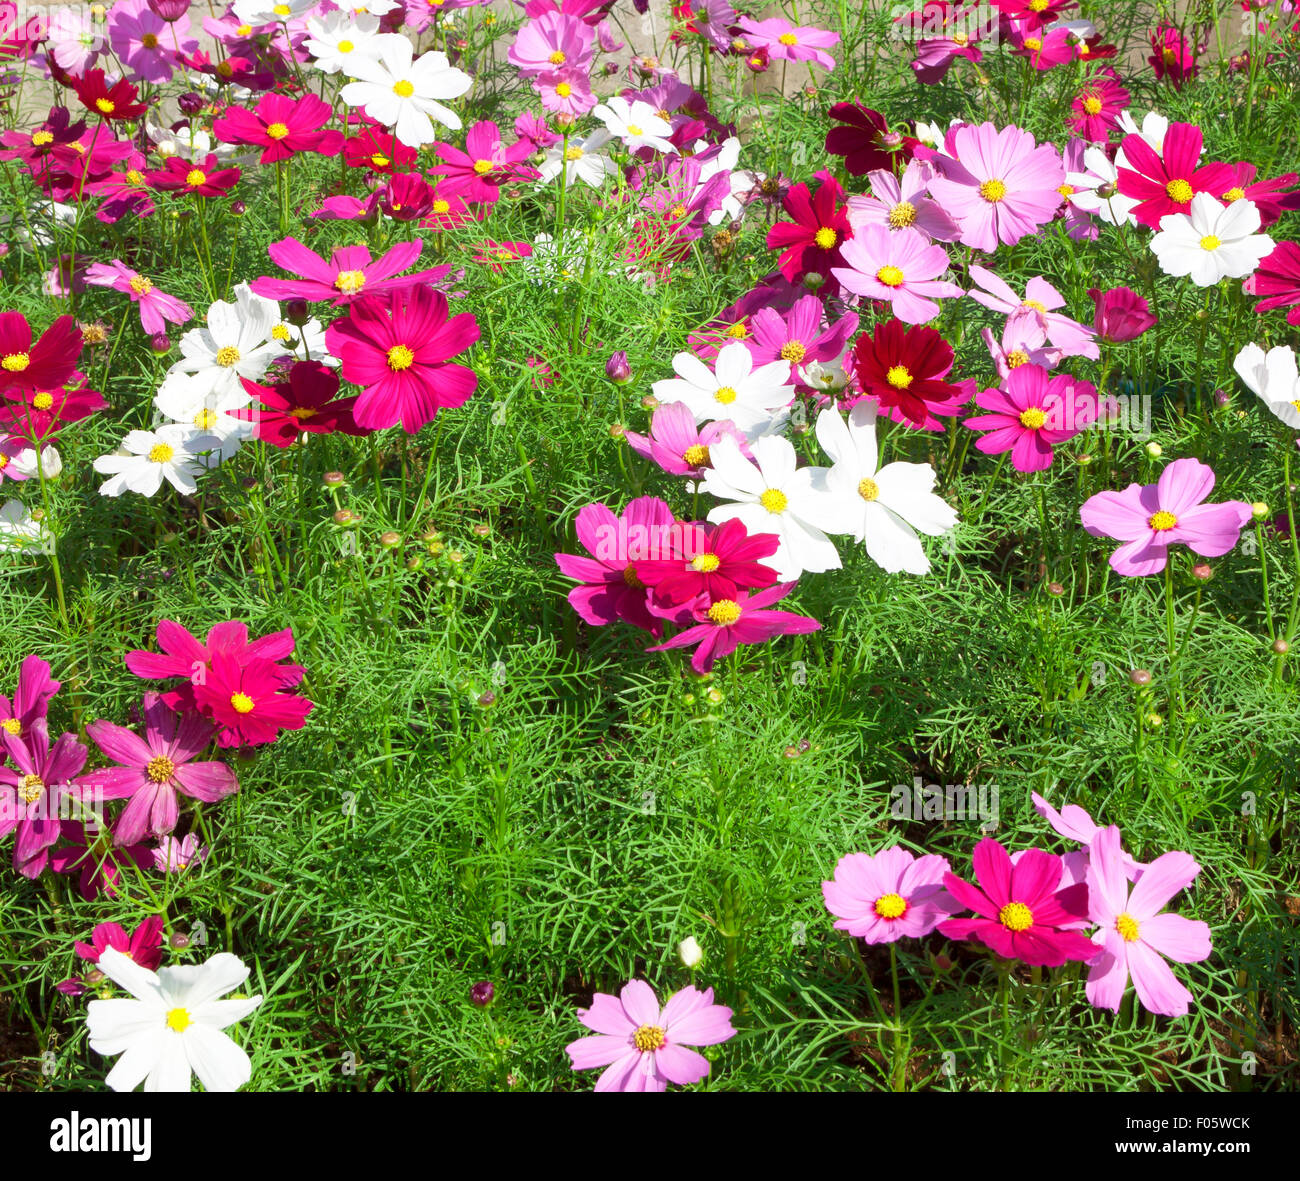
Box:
[634,518,779,609]
[344,126,418,175]
[236,361,364,448]
[851,318,971,430]
[147,153,241,197]
[70,70,149,121]
[766,173,853,289]
[378,170,435,221]
[0,313,83,394]
[824,103,917,176]
[1116,123,1235,229]
[213,93,345,164]
[1245,240,1300,326]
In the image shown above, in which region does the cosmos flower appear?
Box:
[850,318,971,430]
[832,224,964,325]
[84,261,194,336]
[213,93,345,163]
[191,651,313,747]
[0,312,83,394]
[0,655,60,747]
[56,916,166,997]
[822,847,961,942]
[622,400,751,478]
[250,237,450,307]
[650,341,792,433]
[92,426,221,497]
[634,517,779,609]
[844,159,959,242]
[766,174,852,288]
[339,34,472,146]
[1232,342,1300,429]
[71,70,149,122]
[236,360,363,446]
[0,718,89,879]
[1245,240,1300,326]
[1089,286,1157,343]
[146,153,241,197]
[824,103,916,176]
[963,364,1098,472]
[736,16,839,70]
[1151,193,1275,286]
[1115,123,1234,230]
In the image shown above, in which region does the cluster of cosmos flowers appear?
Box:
[0,0,1294,1091]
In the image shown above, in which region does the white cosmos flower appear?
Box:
[304,10,382,75]
[651,341,792,433]
[339,34,471,147]
[591,96,676,155]
[234,0,316,24]
[147,122,244,165]
[88,947,263,1093]
[344,0,399,16]
[1151,193,1274,287]
[802,355,851,395]
[155,371,254,463]
[0,498,53,554]
[536,130,618,188]
[702,435,840,581]
[93,426,222,498]
[8,443,62,480]
[807,402,957,575]
[1065,146,1138,227]
[172,283,285,400]
[1116,110,1179,156]
[1234,342,1300,429]
[693,137,754,225]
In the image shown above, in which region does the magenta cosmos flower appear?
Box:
[84,260,194,336]
[80,692,239,845]
[565,979,736,1092]
[0,719,89,878]
[833,224,964,325]
[824,103,917,177]
[56,915,165,996]
[634,518,779,609]
[126,619,303,690]
[822,847,961,943]
[744,295,858,375]
[766,174,852,289]
[1116,123,1235,230]
[0,654,60,747]
[251,237,451,307]
[0,312,83,395]
[147,153,241,197]
[1149,23,1196,87]
[938,838,1099,966]
[646,583,821,674]
[737,17,839,71]
[153,832,207,872]
[109,0,197,84]
[1085,826,1211,1017]
[236,360,363,448]
[191,650,314,747]
[1067,73,1129,142]
[214,93,344,164]
[926,122,1065,252]
[1088,286,1157,343]
[1245,240,1300,326]
[326,285,479,435]
[1079,458,1252,577]
[623,402,750,479]
[963,364,1096,472]
[554,497,676,636]
[845,160,960,243]
[432,120,537,203]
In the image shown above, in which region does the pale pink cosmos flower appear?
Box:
[153,832,209,873]
[926,122,1065,252]
[623,401,751,478]
[967,265,1098,359]
[980,325,1061,382]
[1031,791,1145,879]
[833,224,964,324]
[84,261,194,337]
[737,16,840,71]
[822,847,961,943]
[507,11,594,78]
[565,979,736,1092]
[1085,825,1211,1017]
[845,160,959,243]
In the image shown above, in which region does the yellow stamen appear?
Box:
[999,901,1034,932]
[185,168,207,187]
[392,79,415,97]
[334,269,366,293]
[778,32,798,45]
[780,340,806,363]
[548,50,566,65]
[874,892,907,918]
[1082,96,1103,115]
[1165,178,1194,204]
[979,178,1007,202]
[473,159,493,175]
[215,345,240,367]
[714,386,738,405]
[1199,235,1221,251]
[193,408,218,429]
[887,201,917,229]
[230,692,255,714]
[1148,511,1178,531]
[759,488,788,513]
[1116,912,1141,942]
[707,599,742,625]
[682,444,709,467]
[387,344,415,370]
[1019,407,1047,430]
[691,552,720,573]
[857,477,880,501]
[2,353,31,372]
[813,226,837,249]
[265,122,290,139]
[129,275,153,295]
[146,755,175,783]
[885,364,912,389]
[147,443,175,464]
[633,1024,666,1051]
[1006,349,1030,369]
[96,98,116,115]
[876,264,905,288]
[19,774,44,803]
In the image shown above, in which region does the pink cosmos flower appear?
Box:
[926,122,1065,252]
[844,160,959,242]
[906,7,985,85]
[535,69,597,118]
[1149,23,1196,88]
[938,838,1099,966]
[822,847,961,942]
[153,832,208,873]
[125,619,303,694]
[737,17,839,71]
[470,240,535,273]
[980,325,1060,382]
[213,93,344,164]
[1067,72,1129,142]
[108,0,197,85]
[1089,286,1157,343]
[49,820,152,900]
[743,295,857,376]
[0,719,89,878]
[432,121,538,202]
[1079,458,1253,577]
[1031,792,1146,880]
[507,11,594,78]
[80,693,239,845]
[56,915,165,996]
[646,583,821,674]
[326,285,480,434]
[1222,163,1300,229]
[565,979,736,1092]
[1245,240,1300,325]
[251,238,450,307]
[967,265,1098,359]
[1012,25,1080,70]
[1116,123,1235,230]
[623,401,751,478]
[1085,826,1211,1017]
[0,654,60,748]
[84,260,193,336]
[191,651,314,747]
[554,498,677,636]
[963,364,1096,472]
[634,518,779,609]
[832,224,964,325]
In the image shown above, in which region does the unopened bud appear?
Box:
[379,530,402,549]
[1145,442,1162,458]
[322,471,346,488]
[1273,638,1289,655]
[605,350,631,384]
[470,981,494,1006]
[1191,562,1213,581]
[285,298,310,326]
[1129,668,1152,686]
[1251,501,1269,520]
[678,936,703,968]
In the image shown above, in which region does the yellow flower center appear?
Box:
[1021,299,1046,313]
[194,408,218,429]
[999,901,1034,932]
[334,269,367,293]
[714,386,738,405]
[129,275,153,295]
[887,201,917,229]
[216,61,234,78]
[1162,46,1178,64]
[230,692,255,714]
[148,443,175,464]
[31,130,54,146]
[857,477,880,501]
[780,340,806,363]
[2,352,31,372]
[19,774,44,803]
[874,892,907,918]
[1057,184,1075,199]
[555,82,572,97]
[273,3,291,14]
[165,1007,192,1032]
[778,32,798,45]
[96,98,116,115]
[185,168,207,187]
[633,1024,667,1051]
[387,344,415,370]
[473,159,493,174]
[759,488,788,513]
[0,718,20,735]
[1165,178,1194,204]
[1116,912,1141,942]
[979,178,1007,202]
[726,321,749,339]
[142,32,158,48]
[691,552,721,573]
[1019,407,1047,429]
[886,364,913,389]
[146,755,176,783]
[813,226,837,249]
[627,124,643,136]
[952,30,968,45]
[563,146,584,161]
[393,80,415,97]
[1200,235,1221,251]
[1223,186,1245,202]
[1006,349,1030,368]
[33,391,55,410]
[266,122,290,139]
[1028,0,1048,9]
[707,599,742,625]
[682,443,709,466]
[370,153,389,168]
[236,23,252,35]
[126,169,145,186]
[621,565,644,589]
[289,406,318,420]
[215,345,240,367]
[549,50,567,65]
[876,264,905,288]
[1024,37,1041,50]
[668,204,688,222]
[429,199,449,214]
[1082,96,1103,115]
[1148,511,1178,531]
[271,324,292,342]
[338,39,354,53]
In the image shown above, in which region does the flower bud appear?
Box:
[333,509,359,527]
[379,530,402,549]
[285,298,310,326]
[678,936,703,968]
[1251,501,1269,520]
[706,687,723,705]
[1145,711,1163,729]
[1046,581,1065,596]
[605,350,632,384]
[149,332,171,354]
[1273,638,1289,655]
[230,199,246,216]
[802,271,826,292]
[322,471,346,488]
[177,90,205,115]
[1214,388,1230,406]
[471,522,491,537]
[1145,441,1162,458]
[609,422,626,438]
[470,981,494,1007]
[169,930,191,950]
[1191,562,1213,581]
[1129,668,1152,686]
[477,690,496,708]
